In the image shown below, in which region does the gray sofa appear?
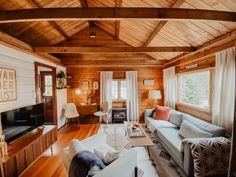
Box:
[144,109,226,177]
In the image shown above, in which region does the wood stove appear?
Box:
[112,108,127,123]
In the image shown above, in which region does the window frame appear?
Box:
[176,68,214,113]
[112,79,127,101]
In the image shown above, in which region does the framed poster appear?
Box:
[0,68,17,102]
[82,80,89,91]
[144,79,154,86]
[93,81,99,90]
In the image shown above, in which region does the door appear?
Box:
[40,71,54,123]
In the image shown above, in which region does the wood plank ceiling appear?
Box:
[0,0,235,63]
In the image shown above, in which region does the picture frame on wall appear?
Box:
[0,68,17,102]
[93,81,99,90]
[144,79,154,86]
[82,80,89,91]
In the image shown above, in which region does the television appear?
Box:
[1,103,45,143]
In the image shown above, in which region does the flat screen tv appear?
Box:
[1,103,45,143]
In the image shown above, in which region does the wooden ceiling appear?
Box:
[0,0,235,64]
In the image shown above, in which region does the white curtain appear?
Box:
[212,47,235,133]
[100,71,113,122]
[163,66,176,109]
[126,71,139,121]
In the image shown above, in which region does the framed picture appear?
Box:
[0,68,17,102]
[144,79,154,86]
[82,80,89,91]
[93,81,99,90]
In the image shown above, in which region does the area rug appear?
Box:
[98,124,182,177]
[98,124,158,177]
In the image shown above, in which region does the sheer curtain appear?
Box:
[100,71,113,122]
[126,71,139,121]
[163,67,176,109]
[212,47,235,133]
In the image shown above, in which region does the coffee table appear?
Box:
[124,121,154,157]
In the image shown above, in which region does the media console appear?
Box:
[0,125,57,177]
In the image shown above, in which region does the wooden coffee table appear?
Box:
[124,121,154,157]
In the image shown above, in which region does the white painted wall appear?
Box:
[56,65,67,128]
[0,44,67,129]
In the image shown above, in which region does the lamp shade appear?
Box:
[148,90,162,99]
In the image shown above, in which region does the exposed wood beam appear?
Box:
[115,0,123,40]
[115,21,120,40]
[65,64,164,68]
[34,46,196,53]
[28,0,70,40]
[0,8,235,23]
[143,21,167,47]
[143,0,184,47]
[78,0,94,27]
[165,30,236,68]
[92,24,168,61]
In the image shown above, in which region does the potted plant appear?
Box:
[57,71,67,89]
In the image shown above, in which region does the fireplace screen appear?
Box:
[112,108,127,123]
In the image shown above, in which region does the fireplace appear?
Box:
[112,108,127,123]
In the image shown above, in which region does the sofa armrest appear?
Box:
[183,143,194,177]
[94,149,138,177]
[144,109,154,118]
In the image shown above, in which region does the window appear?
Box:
[178,70,211,110]
[44,75,53,96]
[112,80,126,100]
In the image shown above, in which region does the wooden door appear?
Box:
[40,71,54,123]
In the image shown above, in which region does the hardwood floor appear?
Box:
[19,124,100,177]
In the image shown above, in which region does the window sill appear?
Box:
[176,102,212,122]
[176,102,210,113]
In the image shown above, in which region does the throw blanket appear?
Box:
[69,150,106,177]
[182,137,231,177]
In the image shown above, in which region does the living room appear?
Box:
[0,0,235,177]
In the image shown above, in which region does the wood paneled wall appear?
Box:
[67,66,164,122]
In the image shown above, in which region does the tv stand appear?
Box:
[0,125,57,177]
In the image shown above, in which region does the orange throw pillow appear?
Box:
[153,106,171,120]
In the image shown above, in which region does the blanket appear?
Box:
[182,137,231,177]
[69,150,106,177]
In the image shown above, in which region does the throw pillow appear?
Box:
[94,144,120,164]
[153,105,171,120]
[169,109,183,127]
[68,139,88,160]
[69,150,106,177]
[179,120,213,139]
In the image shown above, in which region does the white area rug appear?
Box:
[98,124,159,177]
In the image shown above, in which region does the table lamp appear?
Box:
[148,90,162,107]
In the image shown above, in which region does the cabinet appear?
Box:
[0,125,57,177]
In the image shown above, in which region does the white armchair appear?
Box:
[64,103,80,126]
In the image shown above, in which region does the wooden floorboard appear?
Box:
[19,124,100,177]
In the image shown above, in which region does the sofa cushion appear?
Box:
[156,128,183,166]
[153,106,171,120]
[145,117,177,133]
[94,144,120,164]
[68,139,88,160]
[169,109,183,128]
[179,120,213,139]
[94,149,137,177]
[183,115,225,137]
